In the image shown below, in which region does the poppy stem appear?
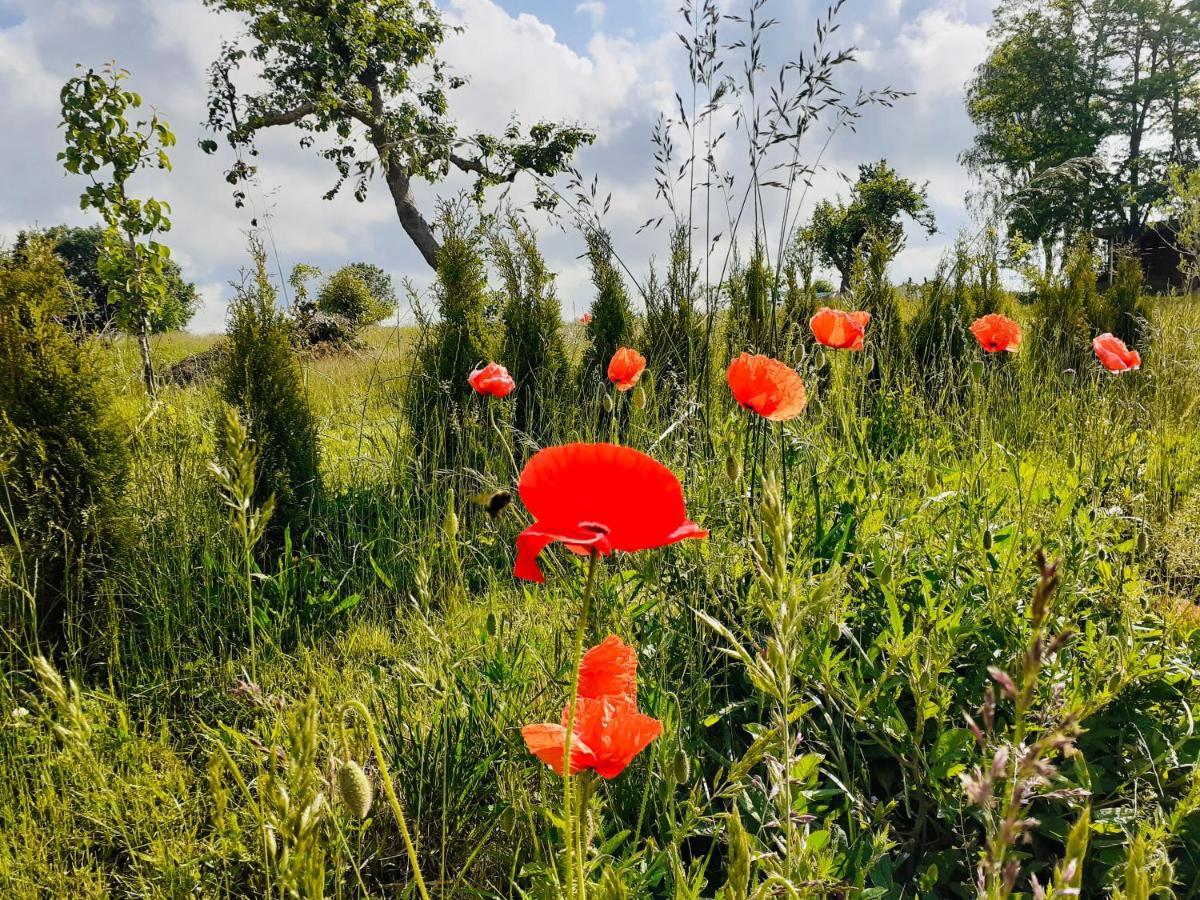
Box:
[561,550,600,900]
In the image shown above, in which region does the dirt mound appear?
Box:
[165,343,226,386]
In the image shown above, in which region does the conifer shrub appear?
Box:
[219,240,322,539]
[406,201,494,466]
[1102,248,1147,348]
[0,237,129,646]
[492,216,569,443]
[644,223,703,394]
[579,228,634,385]
[724,245,773,357]
[908,238,981,380]
[1026,239,1100,372]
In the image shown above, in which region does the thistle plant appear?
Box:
[210,406,276,682]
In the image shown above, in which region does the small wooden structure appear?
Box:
[1095,221,1186,293]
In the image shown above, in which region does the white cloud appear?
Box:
[0,0,990,332]
[188,282,227,335]
[576,1,605,27]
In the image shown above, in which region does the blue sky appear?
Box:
[0,0,997,332]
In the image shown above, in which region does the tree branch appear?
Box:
[247,102,320,129]
[449,152,516,183]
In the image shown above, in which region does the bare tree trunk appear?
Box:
[383,164,442,270]
[138,311,157,399]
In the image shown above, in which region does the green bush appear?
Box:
[492,216,569,443]
[316,263,395,329]
[1102,248,1147,348]
[724,244,773,357]
[644,223,703,392]
[0,237,129,647]
[219,240,322,539]
[1027,238,1100,372]
[580,228,634,385]
[405,201,494,465]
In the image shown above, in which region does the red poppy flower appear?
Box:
[522,635,662,778]
[726,352,808,421]
[607,347,647,392]
[1092,333,1141,373]
[468,362,516,398]
[580,312,593,324]
[970,314,1022,353]
[513,443,707,583]
[810,307,871,351]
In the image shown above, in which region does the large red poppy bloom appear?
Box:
[580,312,593,325]
[522,635,662,778]
[969,314,1022,353]
[468,362,516,398]
[726,352,808,421]
[607,347,647,392]
[810,307,871,351]
[513,443,707,583]
[1092,333,1141,373]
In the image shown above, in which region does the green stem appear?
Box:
[561,551,600,900]
[341,701,431,900]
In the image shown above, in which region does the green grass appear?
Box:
[3,297,1200,897]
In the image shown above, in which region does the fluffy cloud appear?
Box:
[0,0,990,330]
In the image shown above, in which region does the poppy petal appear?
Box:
[591,709,663,779]
[578,635,639,701]
[515,444,705,571]
[521,724,597,776]
[514,523,613,583]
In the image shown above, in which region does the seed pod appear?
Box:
[969,360,984,380]
[1136,531,1148,554]
[879,562,893,587]
[725,450,741,482]
[632,385,646,410]
[485,610,498,637]
[983,529,993,550]
[925,468,938,491]
[672,749,691,785]
[864,355,876,376]
[1066,449,1077,470]
[443,489,458,541]
[603,393,615,413]
[337,760,373,821]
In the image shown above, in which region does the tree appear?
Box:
[810,160,937,291]
[201,0,594,269]
[59,63,178,397]
[965,0,1200,262]
[15,226,198,333]
[316,264,395,328]
[1164,164,1200,291]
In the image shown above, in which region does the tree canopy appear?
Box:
[809,160,937,291]
[200,0,595,268]
[15,225,198,333]
[964,0,1200,261]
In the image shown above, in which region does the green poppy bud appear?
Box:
[336,760,373,821]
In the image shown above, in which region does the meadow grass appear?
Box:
[2,299,1200,897]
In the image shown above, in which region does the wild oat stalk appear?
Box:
[960,551,1090,899]
[210,406,276,682]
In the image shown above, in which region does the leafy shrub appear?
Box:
[0,237,129,646]
[644,223,703,393]
[316,264,394,329]
[219,239,322,538]
[492,215,569,442]
[579,228,634,384]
